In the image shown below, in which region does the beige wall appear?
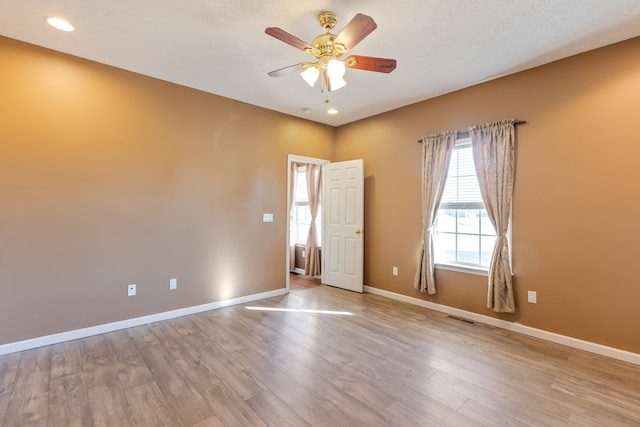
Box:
[335,37,640,353]
[2,34,640,355]
[0,37,335,344]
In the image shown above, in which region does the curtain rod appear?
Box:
[417,120,526,143]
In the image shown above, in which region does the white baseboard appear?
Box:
[5,285,637,366]
[364,285,640,366]
[0,288,288,356]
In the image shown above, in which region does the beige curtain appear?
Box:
[469,119,516,313]
[305,164,322,276]
[288,163,298,270]
[414,130,456,294]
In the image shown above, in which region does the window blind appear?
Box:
[441,140,484,208]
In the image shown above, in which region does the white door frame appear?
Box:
[286,154,330,291]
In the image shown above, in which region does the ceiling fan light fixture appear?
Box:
[301,66,320,87]
[328,76,347,91]
[326,59,346,79]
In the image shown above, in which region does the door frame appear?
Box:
[286,154,330,291]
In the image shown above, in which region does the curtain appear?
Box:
[305,164,322,276]
[414,130,456,294]
[469,119,516,313]
[288,163,298,270]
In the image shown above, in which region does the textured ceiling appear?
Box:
[2,1,640,126]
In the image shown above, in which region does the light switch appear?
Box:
[263,213,274,223]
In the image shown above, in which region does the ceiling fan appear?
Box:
[265,11,397,91]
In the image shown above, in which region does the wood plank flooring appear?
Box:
[1,284,640,426]
[289,273,321,291]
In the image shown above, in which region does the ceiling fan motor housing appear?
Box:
[309,12,346,62]
[311,33,344,63]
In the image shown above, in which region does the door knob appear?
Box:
[355,229,362,234]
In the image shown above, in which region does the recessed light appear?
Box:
[45,17,74,32]
[327,108,338,115]
[302,108,312,114]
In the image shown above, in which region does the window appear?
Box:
[434,138,495,269]
[292,166,322,246]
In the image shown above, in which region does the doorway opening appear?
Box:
[286,155,329,291]
[286,156,364,293]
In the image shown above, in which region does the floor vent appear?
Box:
[447,315,477,326]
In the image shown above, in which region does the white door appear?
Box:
[322,159,364,293]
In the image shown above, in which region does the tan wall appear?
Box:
[0,37,335,344]
[293,244,322,271]
[335,36,640,353]
[294,244,306,270]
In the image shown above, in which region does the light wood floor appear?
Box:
[1,285,640,426]
[289,273,321,291]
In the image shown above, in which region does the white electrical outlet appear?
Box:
[170,278,177,290]
[263,213,274,223]
[527,290,537,304]
[128,284,136,296]
[392,266,398,276]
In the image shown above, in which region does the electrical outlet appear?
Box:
[527,290,537,304]
[128,284,136,296]
[170,278,177,290]
[263,213,274,223]
[392,266,398,276]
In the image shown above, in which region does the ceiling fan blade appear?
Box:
[268,63,306,77]
[345,55,397,73]
[265,27,313,52]
[333,14,377,51]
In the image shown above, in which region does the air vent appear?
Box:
[447,315,477,326]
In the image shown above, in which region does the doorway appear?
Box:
[286,155,365,293]
[286,155,329,291]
